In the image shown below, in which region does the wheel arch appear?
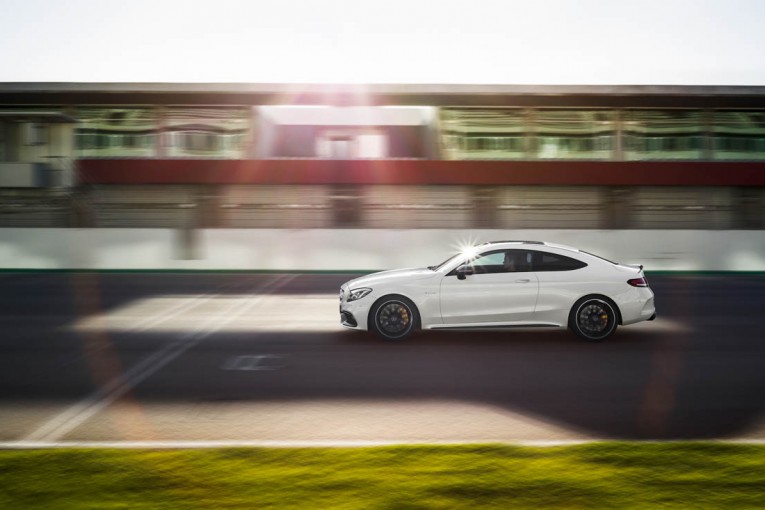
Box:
[367,293,422,332]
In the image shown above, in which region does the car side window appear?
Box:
[500,250,532,273]
[531,251,588,271]
[470,250,505,273]
[470,249,532,274]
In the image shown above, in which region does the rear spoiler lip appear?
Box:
[619,263,644,271]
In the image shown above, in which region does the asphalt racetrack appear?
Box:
[1,272,763,444]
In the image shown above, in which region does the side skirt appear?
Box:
[427,323,563,330]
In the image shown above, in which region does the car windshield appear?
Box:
[428,253,463,271]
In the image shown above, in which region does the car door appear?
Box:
[529,250,590,325]
[439,249,539,324]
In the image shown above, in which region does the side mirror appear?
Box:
[456,265,474,280]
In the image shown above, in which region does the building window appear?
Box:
[26,123,47,146]
[440,108,528,160]
[164,107,250,158]
[315,130,388,159]
[533,110,615,160]
[712,111,765,160]
[76,107,158,158]
[0,122,5,161]
[623,110,704,160]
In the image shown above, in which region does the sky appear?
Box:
[0,0,764,85]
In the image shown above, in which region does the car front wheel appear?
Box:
[370,295,419,340]
[569,296,618,341]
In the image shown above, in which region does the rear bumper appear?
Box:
[619,289,655,326]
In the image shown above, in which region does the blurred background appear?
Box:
[0,83,763,271]
[1,1,765,450]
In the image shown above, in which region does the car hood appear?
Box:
[345,267,435,289]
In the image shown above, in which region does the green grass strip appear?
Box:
[2,443,765,509]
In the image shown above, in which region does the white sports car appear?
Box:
[339,241,655,341]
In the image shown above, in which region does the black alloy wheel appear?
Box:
[570,297,618,341]
[371,296,418,340]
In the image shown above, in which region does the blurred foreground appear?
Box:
[2,444,765,509]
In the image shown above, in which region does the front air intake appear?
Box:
[341,311,358,327]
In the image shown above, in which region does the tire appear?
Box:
[369,295,419,341]
[569,296,619,342]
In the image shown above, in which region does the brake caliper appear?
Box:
[399,306,409,325]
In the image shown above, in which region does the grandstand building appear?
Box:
[0,83,763,229]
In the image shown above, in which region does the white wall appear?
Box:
[1,228,764,271]
[0,163,39,187]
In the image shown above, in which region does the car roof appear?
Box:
[478,240,581,253]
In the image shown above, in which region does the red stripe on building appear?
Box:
[78,159,765,186]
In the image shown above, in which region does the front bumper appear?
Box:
[339,285,372,331]
[340,310,358,328]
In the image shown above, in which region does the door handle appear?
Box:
[514,279,531,283]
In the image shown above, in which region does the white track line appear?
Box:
[4,439,765,449]
[21,275,296,444]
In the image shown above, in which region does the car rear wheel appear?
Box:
[370,295,419,340]
[569,296,618,341]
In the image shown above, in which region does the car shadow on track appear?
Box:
[156,322,764,441]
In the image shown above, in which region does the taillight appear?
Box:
[628,277,648,287]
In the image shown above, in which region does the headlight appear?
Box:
[347,287,372,302]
